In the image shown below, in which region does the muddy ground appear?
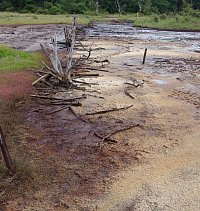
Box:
[0,23,200,210]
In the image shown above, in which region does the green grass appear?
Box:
[0,12,199,31]
[0,12,109,25]
[131,14,200,31]
[0,45,41,72]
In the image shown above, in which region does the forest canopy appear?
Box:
[0,0,199,15]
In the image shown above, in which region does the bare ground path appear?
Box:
[88,39,200,211]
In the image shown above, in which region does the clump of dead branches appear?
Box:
[31,17,111,109]
[34,17,93,88]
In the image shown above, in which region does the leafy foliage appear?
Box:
[0,0,199,14]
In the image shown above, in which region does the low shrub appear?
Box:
[160,13,168,20]
[190,10,200,18]
[152,14,160,23]
[175,14,181,22]
[184,16,190,22]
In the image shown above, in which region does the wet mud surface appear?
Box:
[0,23,200,210]
[0,24,84,51]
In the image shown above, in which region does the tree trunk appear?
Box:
[91,0,99,15]
[115,0,122,15]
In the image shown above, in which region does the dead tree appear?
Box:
[64,16,77,83]
[137,0,142,17]
[115,0,122,15]
[40,35,63,77]
[91,0,99,15]
[40,17,78,85]
[36,17,93,87]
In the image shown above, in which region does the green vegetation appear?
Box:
[0,12,200,31]
[0,45,41,72]
[0,0,199,30]
[0,12,108,25]
[0,0,199,15]
[126,14,200,30]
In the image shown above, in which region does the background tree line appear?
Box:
[0,0,199,15]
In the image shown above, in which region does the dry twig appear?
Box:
[85,105,133,116]
[124,90,135,99]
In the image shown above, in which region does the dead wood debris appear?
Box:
[94,132,118,143]
[124,90,135,99]
[86,94,105,99]
[75,73,100,78]
[30,95,86,102]
[30,20,143,149]
[125,79,144,88]
[69,106,90,124]
[85,105,133,116]
[72,79,98,86]
[45,106,69,115]
[32,18,104,107]
[97,123,142,143]
[81,67,109,72]
[68,106,140,144]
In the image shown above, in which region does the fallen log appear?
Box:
[82,67,109,72]
[85,105,133,116]
[35,100,82,107]
[75,73,100,77]
[72,79,98,86]
[30,95,86,102]
[48,102,82,106]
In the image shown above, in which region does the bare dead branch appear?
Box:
[78,41,94,60]
[45,106,69,115]
[102,123,141,142]
[124,90,135,99]
[75,73,100,78]
[85,105,133,116]
[32,73,51,86]
[81,67,109,72]
[94,132,118,143]
[69,106,91,123]
[41,60,54,72]
[30,95,86,102]
[86,94,105,99]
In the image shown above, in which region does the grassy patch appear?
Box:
[0,45,42,101]
[0,12,109,25]
[133,14,200,31]
[0,45,40,182]
[0,45,41,72]
[0,12,199,31]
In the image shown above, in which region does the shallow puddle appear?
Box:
[153,79,169,85]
